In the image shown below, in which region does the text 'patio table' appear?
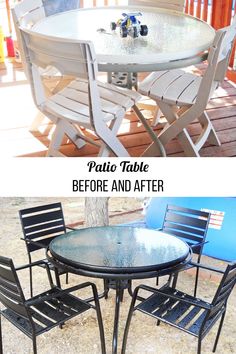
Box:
[48,226,191,354]
[32,6,215,73]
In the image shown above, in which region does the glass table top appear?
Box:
[32,6,215,66]
[49,226,190,273]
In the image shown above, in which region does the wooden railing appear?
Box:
[185,0,236,80]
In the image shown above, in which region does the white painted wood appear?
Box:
[139,21,236,157]
[19,27,145,157]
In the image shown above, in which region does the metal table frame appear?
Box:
[47,246,192,354]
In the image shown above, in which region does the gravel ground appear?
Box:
[0,198,235,354]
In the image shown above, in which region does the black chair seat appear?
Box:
[2,287,91,337]
[137,286,222,337]
[0,257,106,354]
[122,262,236,354]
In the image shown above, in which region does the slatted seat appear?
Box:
[19,203,75,296]
[45,78,141,127]
[0,256,106,354]
[122,262,236,354]
[139,20,236,156]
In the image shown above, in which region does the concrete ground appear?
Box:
[0,198,235,354]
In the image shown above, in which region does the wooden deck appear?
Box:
[0,60,236,157]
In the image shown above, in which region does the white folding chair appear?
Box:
[12,0,87,151]
[138,20,236,157]
[19,28,163,157]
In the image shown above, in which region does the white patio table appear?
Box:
[32,5,215,73]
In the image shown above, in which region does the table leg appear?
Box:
[112,280,122,354]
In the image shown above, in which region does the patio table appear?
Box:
[32,5,215,74]
[47,226,191,354]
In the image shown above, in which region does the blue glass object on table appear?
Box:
[43,0,80,16]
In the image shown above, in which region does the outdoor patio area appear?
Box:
[0,197,235,354]
[0,60,236,157]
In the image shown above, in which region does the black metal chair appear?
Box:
[0,256,106,354]
[19,202,76,296]
[122,261,236,354]
[160,204,210,296]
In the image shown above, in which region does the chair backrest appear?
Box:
[162,204,210,255]
[12,0,45,29]
[0,256,29,319]
[19,27,103,130]
[128,0,185,12]
[194,20,236,111]
[19,202,67,253]
[12,0,46,78]
[204,262,236,327]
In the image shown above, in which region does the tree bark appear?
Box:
[84,198,109,227]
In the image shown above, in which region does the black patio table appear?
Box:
[47,226,191,354]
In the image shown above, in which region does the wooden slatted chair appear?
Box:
[19,203,75,297]
[161,204,210,296]
[138,20,236,156]
[11,0,86,150]
[122,262,236,354]
[18,27,163,157]
[0,256,106,354]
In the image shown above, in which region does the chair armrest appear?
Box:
[66,226,78,231]
[15,259,50,271]
[24,239,48,249]
[25,282,97,307]
[189,261,225,274]
[190,241,208,250]
[16,260,54,289]
[134,284,212,310]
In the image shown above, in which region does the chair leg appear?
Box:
[47,120,65,157]
[198,112,220,147]
[65,272,69,285]
[104,279,109,300]
[92,286,106,354]
[0,314,3,354]
[121,290,139,354]
[197,337,202,354]
[54,269,61,288]
[152,107,162,127]
[194,267,200,297]
[213,312,226,352]
[29,264,33,298]
[32,335,37,354]
[171,273,179,289]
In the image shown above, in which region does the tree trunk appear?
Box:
[84,198,109,227]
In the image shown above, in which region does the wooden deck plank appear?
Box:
[1,60,236,157]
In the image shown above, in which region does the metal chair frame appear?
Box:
[0,256,106,354]
[122,262,236,354]
[19,202,75,296]
[161,204,210,296]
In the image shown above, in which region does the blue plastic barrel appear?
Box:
[145,198,236,262]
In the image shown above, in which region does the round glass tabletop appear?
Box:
[49,226,190,274]
[32,6,215,68]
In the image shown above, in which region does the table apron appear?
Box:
[98,53,208,73]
